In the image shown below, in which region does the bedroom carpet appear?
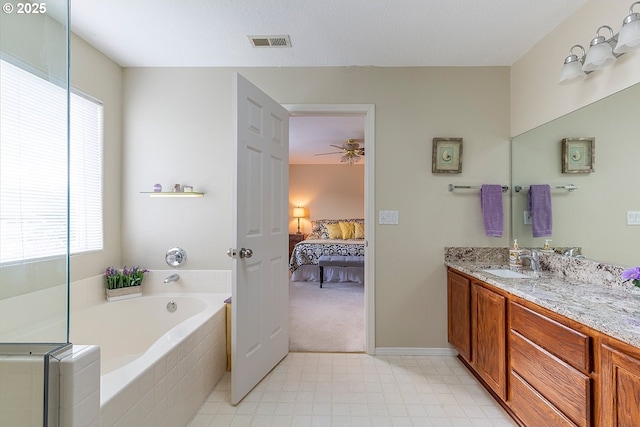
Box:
[289,280,365,353]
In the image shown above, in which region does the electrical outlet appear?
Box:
[627,211,640,225]
[523,210,532,225]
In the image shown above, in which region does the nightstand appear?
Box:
[289,233,306,258]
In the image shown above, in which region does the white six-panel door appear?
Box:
[230,73,289,404]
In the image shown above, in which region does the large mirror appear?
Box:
[511,82,639,267]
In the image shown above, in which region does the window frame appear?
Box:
[0,57,104,265]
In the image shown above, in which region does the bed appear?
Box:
[288,218,365,283]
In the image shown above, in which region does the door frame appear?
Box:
[283,103,375,354]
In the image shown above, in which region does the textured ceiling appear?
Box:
[67,0,587,68]
[61,0,588,164]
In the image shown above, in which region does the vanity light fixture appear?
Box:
[582,25,617,72]
[559,45,588,85]
[615,2,640,53]
[559,2,640,85]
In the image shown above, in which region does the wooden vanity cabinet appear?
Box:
[447,267,640,427]
[599,340,640,427]
[447,270,471,361]
[447,269,506,400]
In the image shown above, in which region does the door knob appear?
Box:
[227,248,253,258]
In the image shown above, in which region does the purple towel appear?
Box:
[529,184,552,237]
[481,185,503,237]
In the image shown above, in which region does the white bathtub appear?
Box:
[70,291,229,427]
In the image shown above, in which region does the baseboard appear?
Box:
[374,347,458,356]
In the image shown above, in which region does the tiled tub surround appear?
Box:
[0,270,231,427]
[98,299,227,427]
[72,270,231,426]
[444,247,640,348]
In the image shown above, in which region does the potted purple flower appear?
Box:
[622,266,640,288]
[104,266,148,301]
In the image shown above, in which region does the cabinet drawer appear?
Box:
[510,371,578,427]
[510,301,590,372]
[510,331,591,427]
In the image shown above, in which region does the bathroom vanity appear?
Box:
[446,259,640,427]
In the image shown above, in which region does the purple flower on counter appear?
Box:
[621,266,640,288]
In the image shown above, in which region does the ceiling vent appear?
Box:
[248,35,292,48]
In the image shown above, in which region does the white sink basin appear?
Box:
[482,269,531,279]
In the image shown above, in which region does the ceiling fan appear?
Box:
[314,139,365,165]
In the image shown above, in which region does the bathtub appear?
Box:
[69,291,229,427]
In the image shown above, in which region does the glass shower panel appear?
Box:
[0,0,69,343]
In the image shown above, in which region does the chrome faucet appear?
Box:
[164,273,180,283]
[563,247,584,258]
[519,249,541,273]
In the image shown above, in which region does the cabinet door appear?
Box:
[472,283,507,400]
[600,343,640,427]
[447,271,471,361]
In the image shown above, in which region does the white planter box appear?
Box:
[105,286,142,302]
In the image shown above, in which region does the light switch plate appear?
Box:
[627,211,640,225]
[379,210,399,225]
[523,210,532,225]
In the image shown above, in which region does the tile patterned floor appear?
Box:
[187,353,517,427]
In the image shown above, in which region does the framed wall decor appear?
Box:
[561,137,595,174]
[432,138,463,173]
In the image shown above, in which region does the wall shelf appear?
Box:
[141,192,204,198]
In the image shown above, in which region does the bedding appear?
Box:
[288,218,365,282]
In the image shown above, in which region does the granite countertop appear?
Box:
[445,261,640,349]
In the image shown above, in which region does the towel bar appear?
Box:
[513,185,579,193]
[448,184,509,193]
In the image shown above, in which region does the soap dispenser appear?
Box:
[509,239,523,270]
[541,239,554,253]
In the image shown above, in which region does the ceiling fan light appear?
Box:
[614,5,640,54]
[340,153,361,165]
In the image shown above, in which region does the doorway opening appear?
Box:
[285,104,375,354]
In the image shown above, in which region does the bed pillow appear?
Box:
[339,221,355,239]
[354,222,365,239]
[312,218,365,239]
[311,221,330,239]
[325,223,343,239]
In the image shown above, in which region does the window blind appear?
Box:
[0,59,104,264]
